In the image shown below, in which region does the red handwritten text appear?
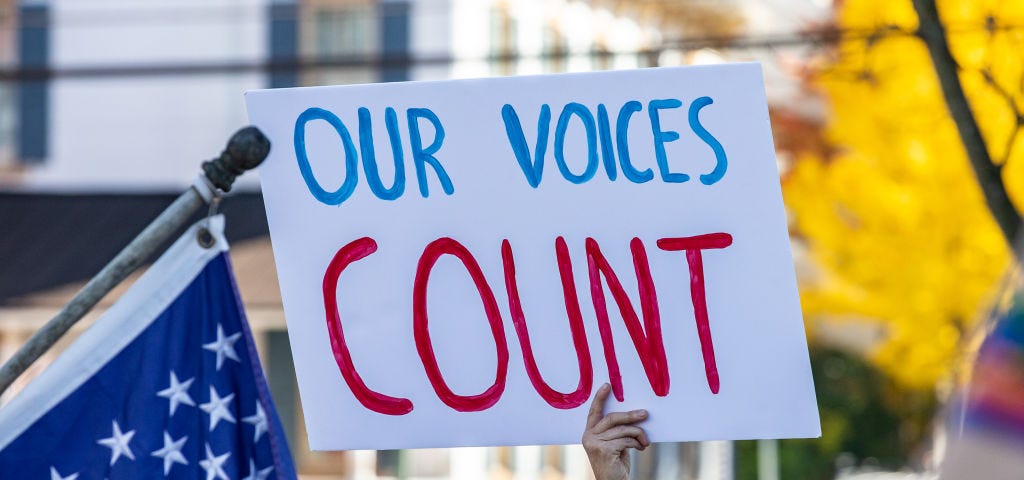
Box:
[323,233,733,415]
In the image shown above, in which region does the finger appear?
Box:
[597,425,650,447]
[593,409,648,433]
[607,437,645,453]
[585,383,611,429]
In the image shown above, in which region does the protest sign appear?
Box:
[245,63,820,450]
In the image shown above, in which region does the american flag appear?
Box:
[0,216,296,479]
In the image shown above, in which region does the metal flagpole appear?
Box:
[0,126,270,397]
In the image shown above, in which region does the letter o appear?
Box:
[554,102,600,184]
[294,107,360,205]
[413,238,509,412]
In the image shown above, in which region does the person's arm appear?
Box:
[581,383,650,480]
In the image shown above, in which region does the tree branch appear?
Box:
[912,0,1022,256]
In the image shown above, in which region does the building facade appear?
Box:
[0,1,780,478]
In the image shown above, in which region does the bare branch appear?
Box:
[912,0,1022,256]
[1000,126,1021,169]
[977,68,1024,165]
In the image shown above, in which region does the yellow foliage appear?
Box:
[785,0,1024,388]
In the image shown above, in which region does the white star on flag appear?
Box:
[49,467,78,480]
[200,386,236,431]
[202,324,241,370]
[156,371,195,416]
[243,402,268,443]
[96,420,135,466]
[242,458,274,480]
[199,443,230,480]
[150,431,188,475]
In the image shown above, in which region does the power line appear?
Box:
[0,4,440,30]
[0,23,1019,82]
[0,29,887,82]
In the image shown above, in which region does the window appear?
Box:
[11,1,47,164]
[489,4,516,76]
[0,85,13,167]
[0,1,15,167]
[541,23,568,73]
[302,1,379,86]
[315,6,374,57]
[593,40,612,71]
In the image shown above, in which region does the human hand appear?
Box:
[581,383,650,480]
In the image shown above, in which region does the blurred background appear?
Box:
[2,0,1024,479]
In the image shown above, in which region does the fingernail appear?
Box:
[600,383,610,392]
[635,410,648,418]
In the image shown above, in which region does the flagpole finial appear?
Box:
[202,126,271,193]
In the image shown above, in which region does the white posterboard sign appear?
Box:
[245,63,820,451]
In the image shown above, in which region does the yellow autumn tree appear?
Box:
[785,0,1024,388]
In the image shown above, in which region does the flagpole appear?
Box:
[0,127,270,397]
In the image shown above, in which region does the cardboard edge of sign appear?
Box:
[242,62,764,98]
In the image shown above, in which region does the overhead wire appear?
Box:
[0,4,1020,83]
[0,28,923,82]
